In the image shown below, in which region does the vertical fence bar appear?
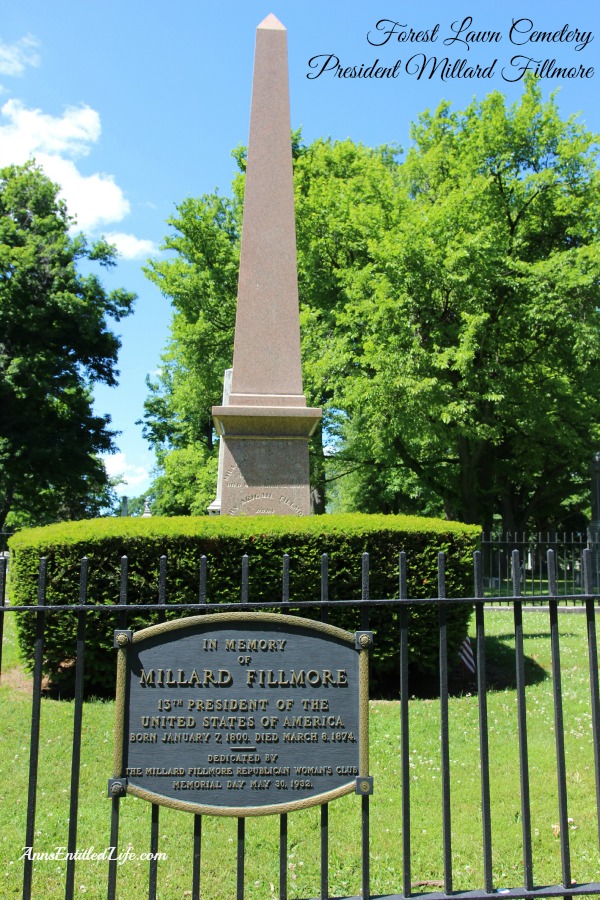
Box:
[494,537,500,597]
[158,555,167,624]
[320,804,328,900]
[547,550,571,886]
[0,555,6,679]
[438,552,452,894]
[513,550,534,890]
[361,794,370,900]
[523,534,529,596]
[320,553,329,624]
[192,815,202,900]
[199,556,207,605]
[279,813,288,900]
[149,802,160,900]
[65,558,89,900]
[150,558,166,896]
[108,556,129,900]
[241,555,249,604]
[282,554,290,604]
[237,817,245,900]
[23,558,47,900]
[583,550,600,853]
[361,553,370,900]
[158,555,167,604]
[118,555,129,631]
[399,551,411,897]
[320,553,329,895]
[361,552,370,631]
[474,551,493,893]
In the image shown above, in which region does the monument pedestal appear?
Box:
[213,406,321,516]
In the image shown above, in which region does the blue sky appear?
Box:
[1,0,599,498]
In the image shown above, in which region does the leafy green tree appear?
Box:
[150,446,219,516]
[141,192,240,516]
[144,79,600,531]
[322,79,600,531]
[0,162,135,530]
[294,138,403,511]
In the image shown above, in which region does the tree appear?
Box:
[143,192,240,453]
[141,191,241,514]
[294,138,404,511]
[144,79,600,531]
[318,78,600,531]
[0,162,135,530]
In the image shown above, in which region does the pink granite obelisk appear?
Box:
[212,14,321,516]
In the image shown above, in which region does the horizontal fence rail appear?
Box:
[1,549,599,899]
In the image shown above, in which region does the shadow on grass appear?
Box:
[479,633,548,691]
[371,633,548,700]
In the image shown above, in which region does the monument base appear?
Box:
[219,438,311,516]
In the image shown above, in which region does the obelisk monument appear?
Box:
[211,14,321,516]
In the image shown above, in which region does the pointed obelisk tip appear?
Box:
[257,13,286,30]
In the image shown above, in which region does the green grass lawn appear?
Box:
[1,609,599,899]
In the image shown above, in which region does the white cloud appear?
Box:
[103,453,150,494]
[105,232,158,260]
[0,98,130,231]
[40,155,130,230]
[0,54,156,245]
[0,98,100,157]
[0,35,40,77]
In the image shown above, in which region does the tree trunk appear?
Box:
[310,424,326,515]
[0,484,14,534]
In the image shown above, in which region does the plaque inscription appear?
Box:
[112,613,370,816]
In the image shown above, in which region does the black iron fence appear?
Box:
[1,549,600,899]
[0,530,13,554]
[482,532,600,600]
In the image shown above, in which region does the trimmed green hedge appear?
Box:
[9,514,480,696]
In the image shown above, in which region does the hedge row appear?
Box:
[9,514,480,696]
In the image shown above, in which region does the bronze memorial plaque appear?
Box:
[110,612,371,816]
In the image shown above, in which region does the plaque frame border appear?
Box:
[113,611,370,817]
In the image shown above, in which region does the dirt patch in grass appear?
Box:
[1,663,32,694]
